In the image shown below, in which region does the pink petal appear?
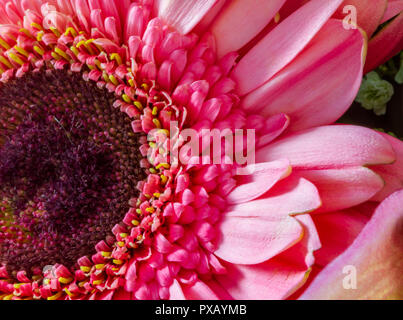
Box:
[168,280,186,300]
[215,175,321,265]
[301,190,403,299]
[216,214,321,299]
[242,19,365,131]
[232,0,343,95]
[256,125,395,170]
[365,11,403,73]
[210,0,287,57]
[227,159,291,205]
[297,166,384,213]
[380,0,403,24]
[311,203,376,267]
[333,0,387,37]
[180,280,220,300]
[155,0,219,34]
[372,134,403,201]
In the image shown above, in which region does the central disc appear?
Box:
[0,68,146,276]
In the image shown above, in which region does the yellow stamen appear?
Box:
[8,53,25,65]
[122,94,131,103]
[49,27,61,37]
[145,207,155,213]
[131,220,139,226]
[80,266,91,273]
[113,259,124,265]
[156,163,170,170]
[47,291,63,300]
[14,46,29,57]
[33,45,45,56]
[95,264,105,270]
[31,22,43,30]
[110,53,122,65]
[58,277,73,284]
[64,27,78,37]
[101,251,112,257]
[134,101,143,111]
[0,38,10,50]
[109,74,119,86]
[152,118,162,129]
[36,31,44,42]
[54,47,70,61]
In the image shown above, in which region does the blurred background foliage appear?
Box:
[339,51,403,139]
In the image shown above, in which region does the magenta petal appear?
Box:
[311,203,375,267]
[227,159,291,205]
[215,175,321,265]
[372,133,403,202]
[210,0,287,57]
[216,214,321,299]
[241,19,365,131]
[333,0,388,38]
[297,167,384,213]
[365,11,403,73]
[181,280,220,300]
[232,0,343,95]
[256,125,395,170]
[155,0,219,34]
[301,190,403,299]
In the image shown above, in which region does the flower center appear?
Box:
[0,68,146,277]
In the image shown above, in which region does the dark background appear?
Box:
[339,82,403,139]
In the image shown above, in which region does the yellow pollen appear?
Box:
[36,31,44,42]
[156,163,170,170]
[47,291,63,300]
[80,266,91,273]
[30,22,43,30]
[113,259,123,265]
[19,28,34,39]
[54,47,70,61]
[122,94,132,103]
[135,209,142,215]
[64,288,75,297]
[0,38,10,50]
[160,175,168,184]
[134,101,143,110]
[8,53,25,65]
[64,27,78,37]
[153,192,161,198]
[101,251,112,257]
[145,207,155,213]
[58,277,73,284]
[109,74,119,86]
[14,46,29,57]
[33,45,45,56]
[152,118,162,128]
[110,53,122,65]
[131,220,139,226]
[120,233,128,238]
[49,27,61,37]
[51,52,61,61]
[95,264,105,270]
[92,279,103,286]
[117,241,125,247]
[152,107,158,116]
[69,46,79,56]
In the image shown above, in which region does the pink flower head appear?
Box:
[0,0,401,300]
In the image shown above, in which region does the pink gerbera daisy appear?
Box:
[0,0,402,300]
